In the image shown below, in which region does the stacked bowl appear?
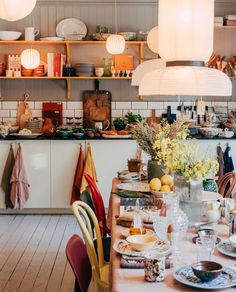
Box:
[75,63,95,77]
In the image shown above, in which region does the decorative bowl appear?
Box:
[91,33,111,41]
[118,32,137,41]
[72,132,85,139]
[229,235,236,248]
[199,127,222,138]
[191,261,223,281]
[126,234,158,251]
[0,31,21,41]
[56,129,73,138]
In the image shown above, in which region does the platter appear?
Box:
[56,18,87,39]
[113,239,170,257]
[217,241,236,258]
[102,134,131,139]
[117,182,150,193]
[174,265,236,290]
[9,133,42,139]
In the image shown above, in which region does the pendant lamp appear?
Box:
[139,0,232,97]
[0,0,37,22]
[21,49,40,70]
[106,0,125,54]
[147,26,159,54]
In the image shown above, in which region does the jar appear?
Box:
[102,58,113,77]
[64,64,75,76]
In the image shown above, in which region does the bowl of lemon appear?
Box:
[149,175,173,196]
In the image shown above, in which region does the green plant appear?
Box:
[125,112,143,123]
[113,117,127,127]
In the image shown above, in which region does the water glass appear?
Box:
[196,237,212,262]
[198,231,218,256]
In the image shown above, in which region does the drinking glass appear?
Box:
[196,237,212,262]
[199,231,218,256]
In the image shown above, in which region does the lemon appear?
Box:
[149,178,162,191]
[160,185,171,192]
[161,174,173,186]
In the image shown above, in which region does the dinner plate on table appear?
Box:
[113,239,170,257]
[117,182,150,193]
[174,265,236,290]
[217,241,236,258]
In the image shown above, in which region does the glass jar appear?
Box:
[102,58,113,77]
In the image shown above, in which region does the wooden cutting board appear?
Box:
[16,93,33,127]
[146,109,161,125]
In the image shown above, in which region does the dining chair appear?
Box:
[66,234,92,292]
[217,172,236,198]
[72,201,109,292]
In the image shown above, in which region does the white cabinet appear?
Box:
[89,140,137,207]
[51,141,85,208]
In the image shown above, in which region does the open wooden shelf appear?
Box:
[0,76,132,80]
[0,40,146,45]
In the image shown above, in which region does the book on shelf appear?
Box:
[47,53,66,77]
[225,14,236,20]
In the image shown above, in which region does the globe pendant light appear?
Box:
[0,0,37,22]
[106,0,125,55]
[139,0,232,97]
[21,49,40,70]
[147,26,159,54]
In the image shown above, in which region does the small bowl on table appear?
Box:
[126,234,158,251]
[191,261,223,281]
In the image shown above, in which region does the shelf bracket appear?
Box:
[66,42,70,64]
[138,42,144,100]
[66,78,71,100]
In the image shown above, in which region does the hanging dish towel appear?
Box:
[70,144,84,205]
[1,145,15,209]
[217,144,224,178]
[10,144,29,209]
[80,144,97,193]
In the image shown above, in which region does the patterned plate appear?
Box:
[217,241,236,258]
[174,265,236,290]
[113,239,170,257]
[117,182,150,193]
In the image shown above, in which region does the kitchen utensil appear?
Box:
[146,109,160,125]
[162,106,176,124]
[83,80,111,130]
[191,261,223,282]
[0,31,21,40]
[56,18,87,39]
[94,120,110,131]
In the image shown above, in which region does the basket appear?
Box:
[24,120,42,133]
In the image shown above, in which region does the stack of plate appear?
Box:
[75,63,95,77]
[21,66,33,77]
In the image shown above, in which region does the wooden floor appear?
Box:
[0,215,80,292]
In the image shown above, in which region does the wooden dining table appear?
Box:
[108,178,236,292]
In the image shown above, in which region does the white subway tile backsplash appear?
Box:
[123,109,139,116]
[67,101,83,110]
[112,102,116,110]
[211,101,227,107]
[139,110,152,117]
[62,102,67,110]
[32,110,42,118]
[63,110,74,118]
[148,102,164,109]
[132,102,147,110]
[2,102,18,109]
[2,118,15,122]
[228,102,236,109]
[116,102,131,109]
[112,109,123,118]
[0,109,10,117]
[163,102,180,110]
[34,102,43,110]
[10,110,16,117]
[27,101,35,109]
[74,110,83,117]
[0,102,2,109]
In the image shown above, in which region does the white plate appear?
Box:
[10,133,42,139]
[40,37,64,41]
[117,182,150,193]
[102,134,131,139]
[121,229,154,238]
[217,241,236,258]
[56,18,87,39]
[113,239,170,257]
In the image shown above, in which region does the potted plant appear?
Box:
[113,117,127,131]
[125,111,143,124]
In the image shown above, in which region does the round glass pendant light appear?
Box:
[139,66,232,96]
[0,0,37,21]
[21,49,40,69]
[132,59,165,86]
[147,26,158,54]
[106,34,125,55]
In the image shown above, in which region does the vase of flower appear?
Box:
[147,160,165,182]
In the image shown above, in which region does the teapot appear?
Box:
[94,120,110,131]
[42,118,56,136]
[206,201,221,222]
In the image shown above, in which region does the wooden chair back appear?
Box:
[217,172,236,198]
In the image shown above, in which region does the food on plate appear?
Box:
[129,227,147,235]
[161,174,173,186]
[19,128,32,135]
[117,130,129,135]
[149,178,162,192]
[101,130,117,135]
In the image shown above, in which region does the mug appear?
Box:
[144,252,165,282]
[95,67,104,77]
[25,27,39,41]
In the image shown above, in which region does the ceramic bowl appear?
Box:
[56,129,73,138]
[191,261,223,281]
[0,31,21,41]
[118,32,137,41]
[126,234,158,251]
[199,127,222,138]
[72,132,85,139]
[91,33,111,41]
[229,235,236,248]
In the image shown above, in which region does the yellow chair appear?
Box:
[72,201,109,292]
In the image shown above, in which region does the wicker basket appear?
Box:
[24,120,42,133]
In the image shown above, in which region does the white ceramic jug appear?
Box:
[206,201,221,222]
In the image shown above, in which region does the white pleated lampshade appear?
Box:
[106,34,125,55]
[21,49,40,69]
[158,0,214,62]
[139,67,232,96]
[132,59,166,86]
[0,0,37,21]
[147,26,159,54]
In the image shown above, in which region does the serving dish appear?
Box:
[117,182,150,193]
[118,32,137,40]
[199,127,222,138]
[56,18,87,39]
[0,31,21,40]
[91,33,111,41]
[126,234,158,251]
[174,265,236,290]
[9,133,42,139]
[191,261,223,281]
[217,241,236,257]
